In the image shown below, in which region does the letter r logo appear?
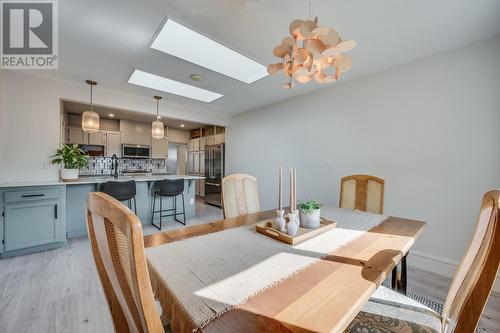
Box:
[2,2,53,54]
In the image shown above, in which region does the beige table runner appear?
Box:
[145,206,387,332]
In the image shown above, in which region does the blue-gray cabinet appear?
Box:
[0,186,66,257]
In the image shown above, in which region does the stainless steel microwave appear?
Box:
[122,144,151,159]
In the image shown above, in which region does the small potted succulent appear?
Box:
[298,200,322,229]
[50,144,89,181]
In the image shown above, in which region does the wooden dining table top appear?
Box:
[143,209,426,333]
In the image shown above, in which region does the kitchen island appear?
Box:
[0,174,204,258]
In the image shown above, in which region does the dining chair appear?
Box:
[339,174,385,214]
[222,173,260,219]
[346,189,500,333]
[339,174,409,293]
[86,192,165,333]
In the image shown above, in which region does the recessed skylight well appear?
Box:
[128,70,223,103]
[151,18,268,84]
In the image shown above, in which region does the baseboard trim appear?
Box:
[408,250,500,293]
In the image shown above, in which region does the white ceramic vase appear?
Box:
[61,168,79,182]
[286,211,299,236]
[300,209,321,229]
[274,209,286,232]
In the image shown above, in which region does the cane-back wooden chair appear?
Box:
[86,192,164,333]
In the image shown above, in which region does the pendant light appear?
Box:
[267,0,356,88]
[82,80,100,133]
[152,95,164,139]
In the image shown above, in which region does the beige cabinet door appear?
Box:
[199,138,206,151]
[193,139,200,151]
[119,120,152,145]
[152,138,169,159]
[214,133,225,144]
[67,127,85,144]
[187,141,193,152]
[199,152,205,174]
[88,132,104,145]
[193,152,200,173]
[105,132,121,157]
[187,153,194,173]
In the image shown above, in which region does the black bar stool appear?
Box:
[151,179,186,230]
[101,180,137,214]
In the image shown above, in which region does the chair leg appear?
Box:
[133,197,137,215]
[181,193,186,225]
[401,253,408,295]
[151,193,161,230]
[159,195,163,230]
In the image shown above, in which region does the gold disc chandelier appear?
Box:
[267,1,356,89]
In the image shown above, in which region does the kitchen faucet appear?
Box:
[111,154,119,179]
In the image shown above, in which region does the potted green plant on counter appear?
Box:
[50,144,89,181]
[298,200,322,229]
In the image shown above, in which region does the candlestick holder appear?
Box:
[274,209,286,232]
[286,210,299,236]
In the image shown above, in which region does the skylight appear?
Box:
[128,70,223,103]
[150,18,268,84]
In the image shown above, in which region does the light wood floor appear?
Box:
[0,201,498,332]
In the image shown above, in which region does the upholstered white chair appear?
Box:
[340,175,385,214]
[222,174,260,219]
[346,190,500,333]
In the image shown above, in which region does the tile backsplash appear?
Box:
[81,157,167,175]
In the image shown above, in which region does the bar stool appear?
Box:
[101,180,137,214]
[151,179,186,230]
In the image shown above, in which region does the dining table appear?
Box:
[143,206,426,333]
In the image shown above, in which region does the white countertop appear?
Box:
[0,174,205,188]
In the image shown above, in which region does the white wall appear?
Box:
[0,71,229,182]
[226,36,500,268]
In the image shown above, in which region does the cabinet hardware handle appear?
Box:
[206,182,220,187]
[54,204,58,219]
[21,194,45,198]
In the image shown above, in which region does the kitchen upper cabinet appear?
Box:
[104,132,121,157]
[199,138,207,151]
[67,127,85,144]
[193,152,200,173]
[187,141,194,152]
[200,152,205,174]
[88,131,104,145]
[192,139,200,152]
[214,133,225,144]
[120,120,151,146]
[152,137,169,159]
[206,136,214,146]
[187,153,194,173]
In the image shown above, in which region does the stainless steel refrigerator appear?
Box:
[205,143,224,207]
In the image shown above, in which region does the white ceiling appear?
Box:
[47,0,500,116]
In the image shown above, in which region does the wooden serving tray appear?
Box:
[255,217,337,245]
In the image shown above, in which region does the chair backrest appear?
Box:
[222,173,260,219]
[101,180,137,202]
[339,175,384,214]
[86,192,164,333]
[442,190,500,333]
[159,179,184,197]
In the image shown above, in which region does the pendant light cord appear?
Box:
[90,84,93,112]
[156,99,159,119]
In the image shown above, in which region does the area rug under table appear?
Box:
[146,207,387,332]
